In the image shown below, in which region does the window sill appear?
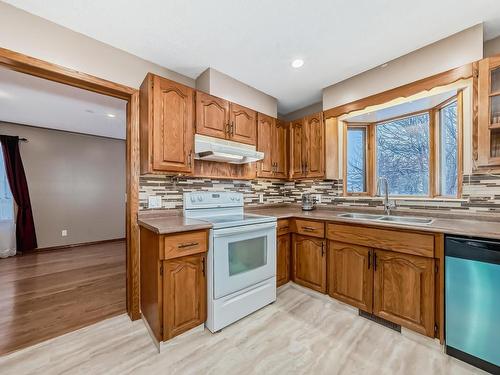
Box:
[338,196,468,203]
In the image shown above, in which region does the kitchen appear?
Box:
[0,1,499,374]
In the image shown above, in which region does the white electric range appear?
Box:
[183,191,277,332]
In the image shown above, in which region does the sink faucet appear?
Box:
[377,177,395,215]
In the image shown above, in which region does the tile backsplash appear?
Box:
[139,174,500,214]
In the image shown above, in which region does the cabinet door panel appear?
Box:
[305,113,325,178]
[274,120,288,178]
[277,234,290,287]
[153,76,194,172]
[328,242,373,312]
[290,120,306,179]
[373,249,434,337]
[163,254,206,340]
[230,103,257,145]
[257,113,275,178]
[196,91,229,140]
[292,234,326,293]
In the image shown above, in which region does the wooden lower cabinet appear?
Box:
[292,234,326,293]
[140,227,208,344]
[328,241,373,313]
[163,253,207,340]
[276,234,290,287]
[373,249,435,337]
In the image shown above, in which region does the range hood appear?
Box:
[194,134,264,164]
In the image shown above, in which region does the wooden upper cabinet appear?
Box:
[140,73,195,174]
[195,91,230,140]
[289,119,306,179]
[373,249,435,337]
[304,112,325,178]
[477,55,500,167]
[163,253,207,340]
[274,120,289,179]
[230,103,257,145]
[328,241,373,313]
[292,234,326,293]
[257,113,276,178]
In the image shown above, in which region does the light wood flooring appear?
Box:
[0,241,125,356]
[0,284,485,375]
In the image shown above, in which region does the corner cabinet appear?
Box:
[477,55,500,167]
[140,73,195,174]
[289,112,325,179]
[140,227,208,345]
[257,115,288,179]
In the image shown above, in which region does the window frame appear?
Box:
[343,123,373,196]
[343,92,463,199]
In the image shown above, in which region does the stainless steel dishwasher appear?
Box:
[445,235,500,374]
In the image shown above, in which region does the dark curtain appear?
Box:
[0,135,37,252]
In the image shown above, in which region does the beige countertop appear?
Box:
[138,205,500,239]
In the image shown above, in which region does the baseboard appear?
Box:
[32,238,125,253]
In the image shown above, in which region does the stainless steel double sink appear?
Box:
[337,212,434,225]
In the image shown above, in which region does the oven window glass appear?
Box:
[228,236,267,276]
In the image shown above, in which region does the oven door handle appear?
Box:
[212,221,277,237]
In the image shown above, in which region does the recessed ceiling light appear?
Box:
[107,113,116,118]
[291,59,304,69]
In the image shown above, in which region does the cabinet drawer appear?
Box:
[163,230,208,260]
[291,219,325,238]
[326,223,434,258]
[277,219,290,236]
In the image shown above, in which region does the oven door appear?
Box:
[213,221,276,299]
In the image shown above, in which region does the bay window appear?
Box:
[343,92,462,198]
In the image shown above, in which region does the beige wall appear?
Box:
[195,68,278,117]
[1,122,125,248]
[0,1,194,89]
[484,35,500,57]
[280,102,323,121]
[323,24,483,110]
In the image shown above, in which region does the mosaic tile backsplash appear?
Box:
[139,174,500,213]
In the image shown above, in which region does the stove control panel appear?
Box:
[183,191,243,209]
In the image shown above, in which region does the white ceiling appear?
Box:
[4,1,500,114]
[346,90,457,123]
[0,67,127,139]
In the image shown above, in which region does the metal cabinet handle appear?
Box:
[302,226,316,232]
[230,121,234,136]
[188,152,192,167]
[321,242,325,257]
[373,252,377,271]
[368,252,371,269]
[202,256,206,276]
[178,242,199,249]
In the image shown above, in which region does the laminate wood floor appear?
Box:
[0,284,485,375]
[0,241,125,356]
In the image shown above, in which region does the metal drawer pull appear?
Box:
[302,226,316,232]
[280,226,289,230]
[178,242,199,249]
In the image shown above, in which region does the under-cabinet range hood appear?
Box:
[194,134,264,164]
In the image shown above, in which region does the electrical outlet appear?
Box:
[61,229,68,237]
[259,193,264,204]
[315,194,321,203]
[148,195,162,209]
